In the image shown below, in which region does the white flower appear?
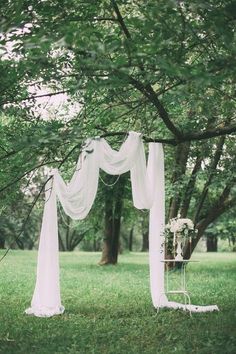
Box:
[168,217,194,233]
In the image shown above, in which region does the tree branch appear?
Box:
[180,152,203,217]
[98,121,236,145]
[194,135,226,223]
[168,142,191,220]
[0,148,24,161]
[184,184,236,259]
[111,1,183,140]
[182,123,236,142]
[111,0,131,39]
[67,16,118,22]
[126,75,183,139]
[0,141,84,261]
[196,184,235,236]
[99,130,177,145]
[0,159,62,194]
[1,90,70,107]
[0,175,52,263]
[0,140,82,194]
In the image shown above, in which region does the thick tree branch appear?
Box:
[99,131,177,145]
[127,75,183,139]
[98,121,236,145]
[184,186,236,259]
[182,123,236,142]
[111,1,183,140]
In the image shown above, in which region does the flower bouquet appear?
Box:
[164,216,197,260]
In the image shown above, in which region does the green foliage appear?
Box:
[1,0,236,250]
[0,251,236,353]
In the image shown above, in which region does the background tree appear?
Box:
[0,0,236,263]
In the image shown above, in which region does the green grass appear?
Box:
[0,251,235,354]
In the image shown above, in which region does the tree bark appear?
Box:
[65,216,70,250]
[99,187,115,264]
[194,136,225,224]
[112,196,123,260]
[206,235,218,252]
[99,175,126,265]
[0,236,5,249]
[58,230,66,251]
[168,142,190,220]
[180,153,202,217]
[129,227,134,252]
[141,231,149,252]
[183,186,235,259]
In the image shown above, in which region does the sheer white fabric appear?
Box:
[53,132,152,219]
[53,139,100,220]
[25,178,64,317]
[25,131,218,317]
[148,143,168,307]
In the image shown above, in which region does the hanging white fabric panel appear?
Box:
[53,139,100,220]
[25,179,64,317]
[25,131,218,317]
[25,131,157,317]
[148,143,168,307]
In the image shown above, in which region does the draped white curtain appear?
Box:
[25,131,218,317]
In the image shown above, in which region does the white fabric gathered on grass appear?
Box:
[159,302,219,313]
[25,131,219,317]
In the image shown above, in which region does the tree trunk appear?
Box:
[112,197,123,260]
[93,237,99,251]
[183,186,235,259]
[0,236,5,249]
[129,227,134,252]
[206,235,218,252]
[99,194,116,265]
[58,230,66,251]
[99,175,126,265]
[141,231,149,252]
[15,237,24,250]
[65,216,70,250]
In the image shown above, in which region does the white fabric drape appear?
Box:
[25,178,64,317]
[53,132,152,220]
[148,143,168,307]
[25,131,218,317]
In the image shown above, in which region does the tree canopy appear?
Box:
[0,0,236,256]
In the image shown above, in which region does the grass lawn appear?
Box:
[0,251,235,354]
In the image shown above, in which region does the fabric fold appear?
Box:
[25,178,64,317]
[26,131,218,317]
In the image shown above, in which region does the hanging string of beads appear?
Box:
[58,203,81,229]
[99,174,121,187]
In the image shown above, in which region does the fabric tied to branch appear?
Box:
[25,131,218,317]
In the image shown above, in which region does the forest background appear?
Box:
[0,0,236,264]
